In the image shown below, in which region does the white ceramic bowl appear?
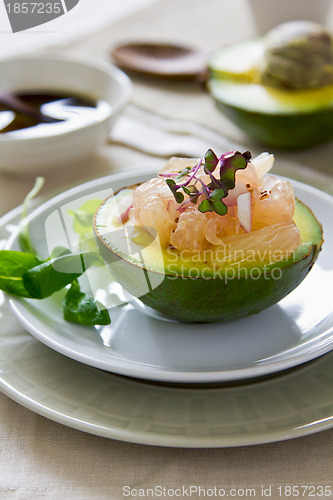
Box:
[0,55,132,174]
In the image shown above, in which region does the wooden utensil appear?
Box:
[0,92,62,123]
[111,42,208,81]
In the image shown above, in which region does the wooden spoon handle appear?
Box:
[0,92,62,123]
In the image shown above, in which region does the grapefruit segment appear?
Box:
[129,153,299,258]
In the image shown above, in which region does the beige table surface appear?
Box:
[0,0,333,498]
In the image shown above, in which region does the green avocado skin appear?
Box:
[96,237,321,322]
[215,100,333,150]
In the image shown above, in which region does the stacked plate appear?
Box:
[1,170,333,447]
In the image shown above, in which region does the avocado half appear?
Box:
[93,186,323,323]
[208,39,333,149]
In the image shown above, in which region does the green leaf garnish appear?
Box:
[0,250,42,297]
[18,177,45,257]
[63,279,111,326]
[0,189,110,327]
[22,251,100,299]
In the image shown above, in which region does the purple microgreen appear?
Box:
[198,199,214,213]
[189,193,200,204]
[183,184,200,205]
[165,178,177,191]
[166,178,184,203]
[219,151,251,191]
[159,172,179,178]
[175,167,191,182]
[163,149,251,216]
[174,191,184,203]
[204,149,219,174]
[178,194,200,211]
[209,188,226,202]
[207,173,224,190]
[183,185,199,196]
[211,201,228,216]
[203,189,228,216]
[175,184,200,209]
[183,158,202,187]
[198,178,210,199]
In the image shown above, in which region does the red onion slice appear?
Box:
[237,191,252,233]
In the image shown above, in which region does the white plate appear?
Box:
[4,170,333,383]
[0,188,333,447]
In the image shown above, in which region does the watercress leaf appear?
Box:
[22,251,101,299]
[0,250,42,297]
[198,199,214,213]
[182,186,191,195]
[204,149,219,174]
[63,280,111,326]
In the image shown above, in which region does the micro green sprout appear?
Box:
[161,149,251,215]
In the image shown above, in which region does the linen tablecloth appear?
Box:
[0,0,332,498]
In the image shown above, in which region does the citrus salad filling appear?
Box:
[128,150,301,262]
[94,149,323,322]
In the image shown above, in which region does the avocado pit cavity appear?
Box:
[261,21,333,90]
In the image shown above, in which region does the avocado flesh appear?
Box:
[94,191,323,323]
[209,39,264,82]
[208,39,333,149]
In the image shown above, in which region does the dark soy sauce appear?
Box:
[0,91,111,137]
